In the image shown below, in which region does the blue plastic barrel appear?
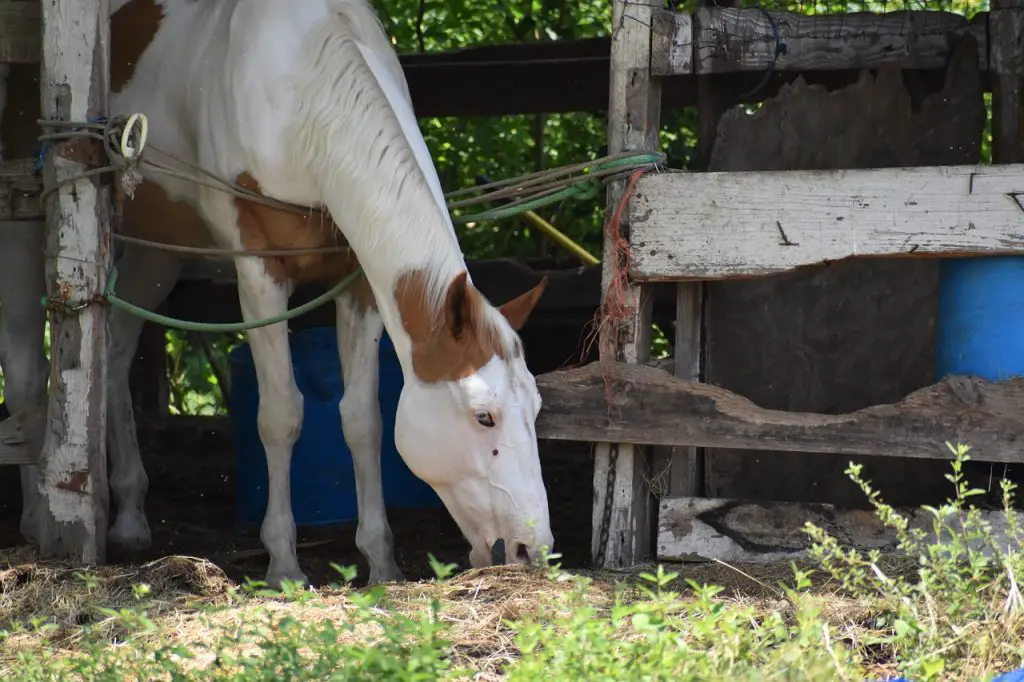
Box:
[228,326,441,528]
[935,256,1024,382]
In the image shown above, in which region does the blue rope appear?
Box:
[33,114,110,173]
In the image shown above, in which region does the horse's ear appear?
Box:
[444,270,475,338]
[499,277,547,331]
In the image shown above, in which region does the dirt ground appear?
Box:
[0,415,595,586]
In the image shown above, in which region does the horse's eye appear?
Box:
[475,410,495,428]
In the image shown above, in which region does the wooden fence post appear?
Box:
[991,0,1024,164]
[591,0,663,568]
[36,0,112,563]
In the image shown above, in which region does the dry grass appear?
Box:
[2,543,1022,681]
[0,544,872,678]
[0,545,614,677]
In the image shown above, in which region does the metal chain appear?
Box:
[595,442,619,564]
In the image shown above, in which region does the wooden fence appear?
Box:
[1,0,1022,568]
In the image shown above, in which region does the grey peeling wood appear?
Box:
[686,8,989,75]
[657,496,1024,563]
[0,404,45,465]
[535,362,1024,464]
[37,0,112,564]
[0,2,41,64]
[628,164,1024,281]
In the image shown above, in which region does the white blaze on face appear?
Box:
[394,354,553,567]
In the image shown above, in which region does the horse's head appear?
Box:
[393,268,552,568]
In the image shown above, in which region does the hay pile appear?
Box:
[0,546,617,677]
[0,545,917,680]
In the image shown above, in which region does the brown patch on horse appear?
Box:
[394,269,546,383]
[1,0,162,178]
[232,173,375,309]
[120,180,217,253]
[111,0,164,92]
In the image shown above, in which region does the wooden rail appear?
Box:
[0,1,40,64]
[11,359,1021,468]
[683,8,988,75]
[535,362,1024,463]
[0,4,990,75]
[628,164,1024,281]
[657,496,1023,563]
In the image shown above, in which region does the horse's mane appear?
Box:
[289,0,519,355]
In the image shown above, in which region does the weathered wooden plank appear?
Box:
[657,496,1023,563]
[663,283,703,496]
[687,8,988,75]
[991,2,1024,163]
[657,0,724,499]
[629,164,1024,281]
[696,35,985,507]
[36,0,112,564]
[0,404,45,465]
[0,2,41,64]
[535,362,1024,463]
[650,9,692,76]
[0,158,43,220]
[591,0,662,570]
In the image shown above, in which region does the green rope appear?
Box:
[41,152,663,333]
[105,265,363,333]
[42,265,363,333]
[452,181,599,224]
[448,153,661,224]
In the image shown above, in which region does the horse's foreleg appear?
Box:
[225,251,305,587]
[336,293,403,584]
[106,243,182,552]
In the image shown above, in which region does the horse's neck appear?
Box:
[283,4,472,366]
[132,0,473,368]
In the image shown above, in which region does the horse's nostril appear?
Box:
[514,543,530,563]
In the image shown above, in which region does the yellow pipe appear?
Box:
[520,209,600,266]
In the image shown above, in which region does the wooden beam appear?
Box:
[591,0,662,570]
[991,1,1024,163]
[650,10,693,76]
[0,404,45,465]
[663,284,703,496]
[685,8,988,76]
[36,0,111,564]
[0,158,43,220]
[652,0,718,503]
[657,496,1023,563]
[535,362,1024,463]
[628,164,1024,281]
[0,1,41,64]
[403,38,614,117]
[0,13,873,118]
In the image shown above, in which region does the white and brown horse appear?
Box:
[0,0,552,586]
